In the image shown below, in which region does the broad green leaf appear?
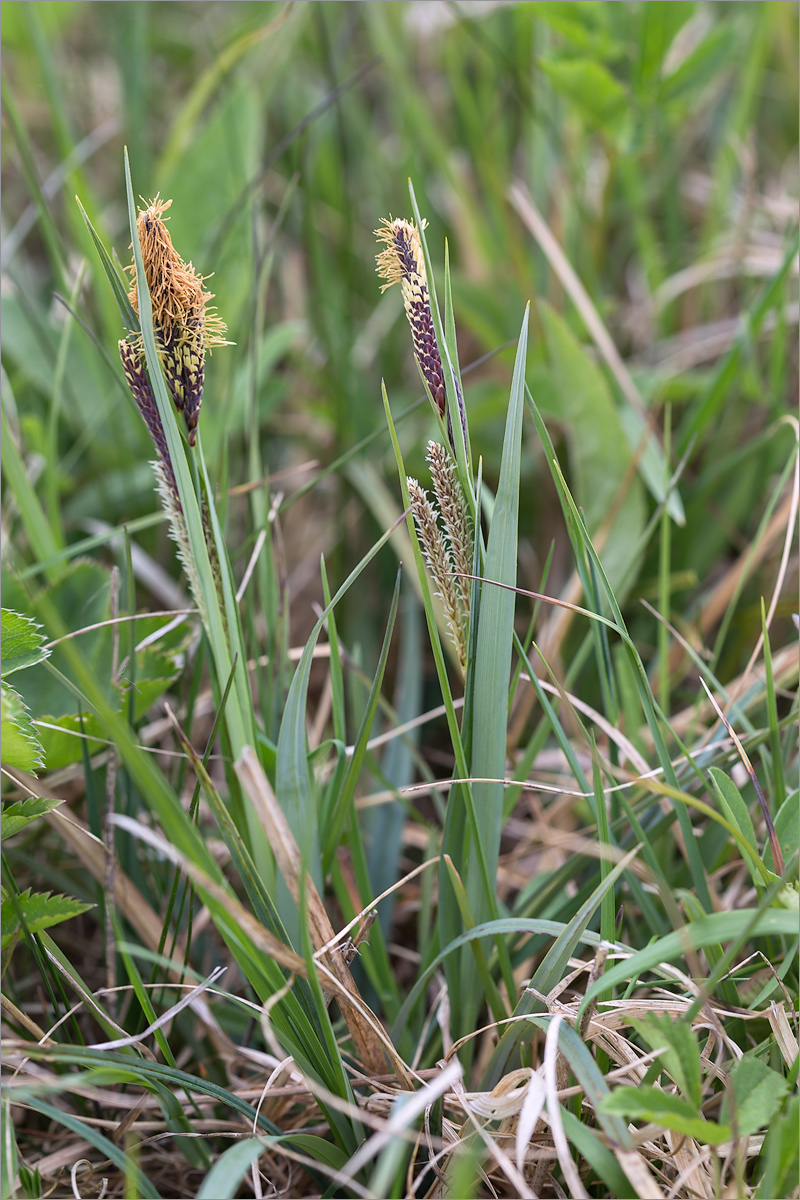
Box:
[0,683,44,773]
[721,1056,791,1138]
[26,713,108,774]
[1,887,94,949]
[600,1086,731,1143]
[0,609,49,676]
[7,560,182,769]
[533,4,626,61]
[630,1013,702,1109]
[540,56,627,125]
[1,796,62,839]
[537,304,647,591]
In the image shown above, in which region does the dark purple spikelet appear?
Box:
[157,316,205,447]
[375,217,468,460]
[126,196,229,448]
[119,338,177,494]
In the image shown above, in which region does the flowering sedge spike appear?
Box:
[119,338,175,493]
[426,440,472,621]
[118,337,207,629]
[407,477,467,674]
[375,217,467,458]
[125,195,229,446]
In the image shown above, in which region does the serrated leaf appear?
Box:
[1,887,94,949]
[8,561,182,769]
[630,1013,703,1109]
[1,609,50,677]
[600,1085,731,1143]
[1,796,63,839]
[721,1056,791,1138]
[1,683,45,773]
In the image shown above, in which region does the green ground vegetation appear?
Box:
[1,3,798,1198]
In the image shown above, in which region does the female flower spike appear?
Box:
[124,195,229,446]
[375,217,467,456]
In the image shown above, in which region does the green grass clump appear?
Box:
[2,4,798,1198]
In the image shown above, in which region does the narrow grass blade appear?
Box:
[322,569,401,870]
[19,1098,161,1198]
[482,846,638,1088]
[1,386,61,575]
[75,196,138,331]
[462,306,529,926]
[276,498,413,908]
[579,907,798,1020]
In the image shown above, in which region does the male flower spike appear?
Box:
[122,195,229,446]
[375,217,467,457]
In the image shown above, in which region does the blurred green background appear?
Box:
[3,0,798,687]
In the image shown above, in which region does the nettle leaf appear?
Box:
[721,1056,791,1138]
[630,1013,702,1109]
[8,561,183,770]
[600,1085,731,1144]
[2,796,63,840]
[29,713,109,774]
[1,887,94,949]
[1,609,50,677]
[0,683,45,773]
